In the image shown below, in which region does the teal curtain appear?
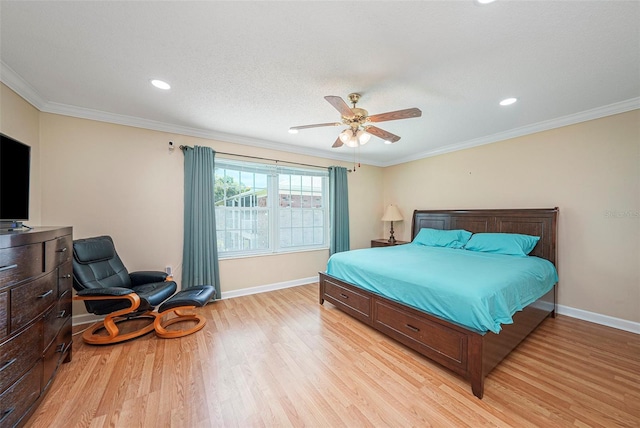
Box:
[329,166,350,255]
[182,146,220,299]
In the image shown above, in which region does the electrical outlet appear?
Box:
[165,266,172,276]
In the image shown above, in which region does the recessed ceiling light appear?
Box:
[288,128,298,134]
[499,97,517,106]
[151,79,171,90]
[476,0,496,4]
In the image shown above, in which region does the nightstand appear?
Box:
[371,239,410,248]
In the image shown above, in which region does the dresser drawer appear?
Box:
[0,363,42,428]
[323,278,371,322]
[0,227,73,427]
[10,271,57,333]
[374,300,468,374]
[44,235,72,272]
[44,291,72,349]
[43,319,72,389]
[0,320,42,394]
[0,243,43,290]
[57,261,73,298]
[0,291,7,339]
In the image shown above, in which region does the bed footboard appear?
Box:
[319,272,555,399]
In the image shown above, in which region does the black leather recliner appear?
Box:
[72,235,178,344]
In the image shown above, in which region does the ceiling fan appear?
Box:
[289,93,422,148]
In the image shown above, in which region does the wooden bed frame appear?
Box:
[319,208,558,399]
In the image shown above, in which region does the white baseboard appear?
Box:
[72,276,639,335]
[71,276,319,326]
[557,304,640,334]
[220,276,319,300]
[72,312,103,326]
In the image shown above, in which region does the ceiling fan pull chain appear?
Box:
[353,147,357,172]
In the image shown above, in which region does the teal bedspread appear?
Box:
[326,244,558,334]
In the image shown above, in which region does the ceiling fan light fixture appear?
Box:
[288,128,298,134]
[290,93,421,149]
[345,137,359,148]
[339,129,353,143]
[356,130,371,145]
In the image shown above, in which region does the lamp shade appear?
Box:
[339,129,352,143]
[381,204,403,222]
[345,136,359,148]
[356,130,371,145]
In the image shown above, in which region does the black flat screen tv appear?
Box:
[0,133,31,224]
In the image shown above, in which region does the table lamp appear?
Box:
[381,204,403,243]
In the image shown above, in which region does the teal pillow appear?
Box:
[413,228,472,249]
[464,233,540,256]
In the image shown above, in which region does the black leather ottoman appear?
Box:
[153,285,215,338]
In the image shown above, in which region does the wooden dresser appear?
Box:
[0,226,73,428]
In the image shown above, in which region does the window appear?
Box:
[214,159,328,257]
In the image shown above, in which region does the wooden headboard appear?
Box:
[411,208,558,265]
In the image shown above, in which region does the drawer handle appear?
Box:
[339,293,349,299]
[60,274,72,279]
[56,247,68,253]
[0,263,18,273]
[38,289,54,299]
[0,358,17,372]
[57,341,72,354]
[58,310,66,318]
[405,324,420,332]
[0,407,15,424]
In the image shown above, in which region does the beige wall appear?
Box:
[3,82,637,324]
[36,109,382,315]
[0,85,42,225]
[383,110,640,323]
[2,82,382,316]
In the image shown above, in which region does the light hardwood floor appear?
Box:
[25,283,640,428]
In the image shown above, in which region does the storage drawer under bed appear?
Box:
[373,299,469,375]
[322,277,372,323]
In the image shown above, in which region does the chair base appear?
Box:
[80,286,215,343]
[82,312,159,345]
[154,307,207,339]
[154,285,215,338]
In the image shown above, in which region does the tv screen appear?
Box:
[0,133,31,222]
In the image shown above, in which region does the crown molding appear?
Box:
[384,97,640,167]
[0,61,48,110]
[0,61,378,167]
[41,100,377,166]
[3,61,636,169]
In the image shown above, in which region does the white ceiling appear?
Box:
[1,1,638,167]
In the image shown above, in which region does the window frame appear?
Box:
[214,158,329,259]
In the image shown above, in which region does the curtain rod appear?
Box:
[177,144,352,171]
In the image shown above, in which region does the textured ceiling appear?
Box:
[1,1,638,166]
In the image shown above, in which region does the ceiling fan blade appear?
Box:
[332,137,343,148]
[324,95,354,118]
[366,126,401,143]
[289,122,341,131]
[367,107,422,123]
